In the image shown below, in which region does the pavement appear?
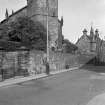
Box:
[0,66,79,88]
[87,93,105,105]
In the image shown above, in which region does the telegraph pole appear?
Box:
[46,0,49,63]
[46,0,50,75]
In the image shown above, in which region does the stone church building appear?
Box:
[0,0,63,50]
[76,27,102,54]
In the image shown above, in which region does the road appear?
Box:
[0,66,105,105]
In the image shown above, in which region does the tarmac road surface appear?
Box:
[0,66,105,105]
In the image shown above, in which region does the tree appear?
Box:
[63,39,78,53]
[0,16,47,51]
[0,23,10,41]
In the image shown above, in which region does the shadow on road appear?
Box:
[79,56,105,73]
[80,65,105,73]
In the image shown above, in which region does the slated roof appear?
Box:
[0,6,27,24]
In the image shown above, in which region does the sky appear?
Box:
[0,0,105,43]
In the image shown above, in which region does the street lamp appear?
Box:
[46,0,50,75]
[46,0,49,63]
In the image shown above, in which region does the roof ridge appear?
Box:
[1,5,27,24]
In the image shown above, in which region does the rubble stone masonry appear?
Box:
[27,0,58,48]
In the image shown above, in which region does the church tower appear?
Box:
[90,26,94,38]
[5,8,9,19]
[27,0,58,48]
[83,29,87,36]
[90,26,96,52]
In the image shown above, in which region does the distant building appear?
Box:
[76,27,102,54]
[99,40,105,62]
[0,0,63,50]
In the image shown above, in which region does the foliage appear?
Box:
[0,16,47,51]
[63,39,78,53]
[0,23,10,40]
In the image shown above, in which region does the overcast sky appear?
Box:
[0,0,105,43]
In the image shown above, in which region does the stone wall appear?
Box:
[49,52,95,71]
[27,0,59,48]
[31,15,58,48]
[0,50,95,79]
[27,0,58,17]
[58,21,63,49]
[28,50,46,75]
[0,50,29,79]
